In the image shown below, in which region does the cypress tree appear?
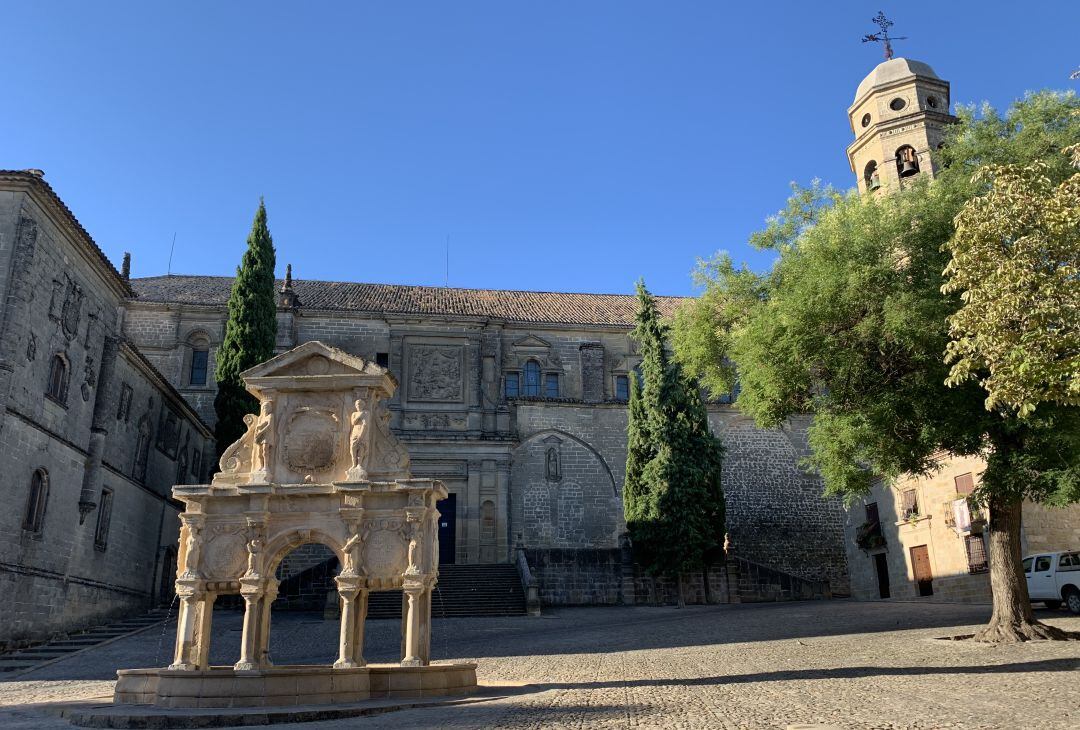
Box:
[623,280,725,604]
[214,199,278,457]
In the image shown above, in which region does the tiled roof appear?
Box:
[0,170,131,295]
[131,275,685,327]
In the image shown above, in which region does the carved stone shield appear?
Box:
[284,408,339,473]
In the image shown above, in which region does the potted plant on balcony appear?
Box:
[855,520,886,550]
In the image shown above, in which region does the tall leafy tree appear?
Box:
[214,199,278,456]
[943,150,1080,416]
[624,281,725,604]
[673,92,1080,642]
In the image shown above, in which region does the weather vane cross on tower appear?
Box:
[862,11,908,61]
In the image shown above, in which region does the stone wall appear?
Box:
[0,183,207,649]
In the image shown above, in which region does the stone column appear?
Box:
[257,579,278,667]
[169,581,205,670]
[400,585,425,666]
[334,576,367,668]
[191,592,216,669]
[235,579,265,671]
[418,588,432,665]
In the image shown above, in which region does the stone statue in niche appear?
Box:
[545,447,561,482]
[26,334,36,362]
[251,398,275,475]
[346,398,372,481]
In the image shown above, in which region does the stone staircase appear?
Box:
[366,564,527,619]
[730,556,831,603]
[0,608,170,676]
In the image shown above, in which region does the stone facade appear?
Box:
[124,276,852,600]
[0,171,213,650]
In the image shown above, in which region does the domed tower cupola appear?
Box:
[847,16,956,194]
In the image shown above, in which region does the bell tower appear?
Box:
[846,58,956,194]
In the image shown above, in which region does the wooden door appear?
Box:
[910,545,933,596]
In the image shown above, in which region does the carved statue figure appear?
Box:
[545,447,561,481]
[348,398,371,479]
[251,398,275,474]
[341,528,369,575]
[245,535,263,576]
[404,520,422,575]
[180,522,202,578]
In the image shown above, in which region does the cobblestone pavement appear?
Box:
[1,600,1077,729]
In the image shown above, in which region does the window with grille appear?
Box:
[523,361,541,396]
[954,472,974,495]
[615,375,629,401]
[504,372,519,398]
[901,489,919,519]
[965,535,988,574]
[46,354,68,403]
[95,488,113,550]
[23,469,49,534]
[545,373,560,398]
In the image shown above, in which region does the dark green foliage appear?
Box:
[623,281,725,577]
[214,199,278,457]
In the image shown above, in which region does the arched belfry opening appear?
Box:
[895,145,920,178]
[115,341,477,708]
[863,160,880,191]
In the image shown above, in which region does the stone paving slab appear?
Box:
[0,601,1077,729]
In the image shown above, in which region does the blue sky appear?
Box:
[4,2,1077,296]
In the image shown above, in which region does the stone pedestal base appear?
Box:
[114,664,478,709]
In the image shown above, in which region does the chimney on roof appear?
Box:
[278,263,299,309]
[25,169,44,178]
[121,252,131,282]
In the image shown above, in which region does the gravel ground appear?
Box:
[1,600,1077,729]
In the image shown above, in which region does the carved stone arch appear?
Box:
[263,528,345,579]
[182,328,213,387]
[517,428,618,497]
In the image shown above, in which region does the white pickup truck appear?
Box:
[1023,550,1080,614]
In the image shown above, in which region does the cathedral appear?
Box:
[2,54,1000,649]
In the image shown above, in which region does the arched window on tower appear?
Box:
[864,161,881,191]
[523,360,541,397]
[896,145,920,178]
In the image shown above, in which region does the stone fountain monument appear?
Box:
[114,341,477,708]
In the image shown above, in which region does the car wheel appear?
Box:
[1066,590,1080,616]
[1043,600,1062,610]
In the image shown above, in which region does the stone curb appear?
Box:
[56,693,490,729]
[3,618,170,682]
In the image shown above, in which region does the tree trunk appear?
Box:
[974,497,1068,642]
[702,566,713,605]
[676,573,686,609]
